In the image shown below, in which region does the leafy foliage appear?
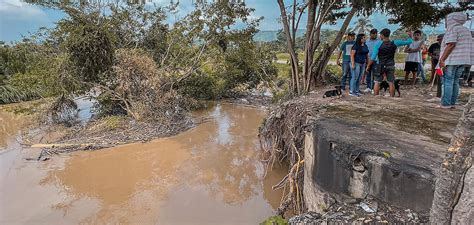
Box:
[381,0,473,29]
[0,85,40,104]
[58,7,115,86]
[260,216,288,225]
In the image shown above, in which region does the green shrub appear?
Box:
[260,216,288,225]
[179,72,219,100]
[325,64,342,85]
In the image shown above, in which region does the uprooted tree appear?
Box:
[7,0,276,123]
[277,0,472,95]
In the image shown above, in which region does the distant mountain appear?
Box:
[254,30,306,42]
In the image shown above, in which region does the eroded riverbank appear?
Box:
[0,103,286,225]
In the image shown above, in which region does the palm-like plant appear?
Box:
[352,18,374,34]
[0,85,40,104]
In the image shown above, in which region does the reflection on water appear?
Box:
[0,111,23,149]
[0,103,287,225]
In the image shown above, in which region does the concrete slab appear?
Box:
[303,87,473,213]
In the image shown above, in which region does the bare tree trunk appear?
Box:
[277,0,300,95]
[312,7,356,86]
[430,94,473,224]
[302,0,316,93]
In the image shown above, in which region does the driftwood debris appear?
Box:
[31,143,96,149]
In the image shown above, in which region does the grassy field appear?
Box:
[275,62,291,79]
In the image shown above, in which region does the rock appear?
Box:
[353,164,365,172]
[326,212,343,219]
[240,98,249,104]
[288,211,322,225]
[375,216,382,220]
[358,202,376,213]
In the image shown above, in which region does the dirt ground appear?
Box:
[308,85,471,145]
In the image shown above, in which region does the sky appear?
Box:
[0,0,471,43]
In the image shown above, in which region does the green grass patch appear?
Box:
[260,216,288,225]
[275,63,291,79]
[275,52,305,62]
[102,115,127,130]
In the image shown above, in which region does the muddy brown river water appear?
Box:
[0,104,286,225]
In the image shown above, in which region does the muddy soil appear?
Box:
[1,103,287,224]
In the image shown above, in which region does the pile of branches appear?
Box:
[98,48,196,125]
[259,96,326,216]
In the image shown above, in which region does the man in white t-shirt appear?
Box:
[404,30,424,86]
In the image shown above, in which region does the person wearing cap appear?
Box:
[438,12,472,109]
[366,28,414,97]
[428,34,443,96]
[364,28,381,93]
[337,32,356,90]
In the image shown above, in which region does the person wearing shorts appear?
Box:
[366,28,413,97]
[404,30,424,86]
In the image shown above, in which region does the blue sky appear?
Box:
[0,0,469,43]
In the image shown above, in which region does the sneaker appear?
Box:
[364,88,371,93]
[437,105,451,109]
[349,93,360,97]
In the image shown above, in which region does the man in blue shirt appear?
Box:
[337,32,356,90]
[364,29,381,92]
[366,28,413,97]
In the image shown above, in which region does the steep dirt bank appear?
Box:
[259,85,473,222]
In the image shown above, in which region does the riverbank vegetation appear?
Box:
[1,0,472,222]
[0,1,276,124]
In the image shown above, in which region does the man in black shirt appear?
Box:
[428,34,443,97]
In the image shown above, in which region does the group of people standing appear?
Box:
[336,12,473,109]
[337,28,413,97]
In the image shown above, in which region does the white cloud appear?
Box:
[0,0,48,22]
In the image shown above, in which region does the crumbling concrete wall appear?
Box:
[303,131,336,213]
[451,163,474,224]
[304,118,446,213]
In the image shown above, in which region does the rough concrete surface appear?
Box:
[297,86,473,222]
[451,163,474,224]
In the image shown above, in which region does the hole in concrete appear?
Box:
[353,158,365,172]
[392,170,401,177]
[329,142,335,151]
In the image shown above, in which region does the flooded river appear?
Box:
[0,104,286,225]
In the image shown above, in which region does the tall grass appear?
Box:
[0,85,41,104]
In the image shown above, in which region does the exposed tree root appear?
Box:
[259,96,326,216]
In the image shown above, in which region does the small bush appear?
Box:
[325,64,342,85]
[260,216,288,225]
[178,72,218,100]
